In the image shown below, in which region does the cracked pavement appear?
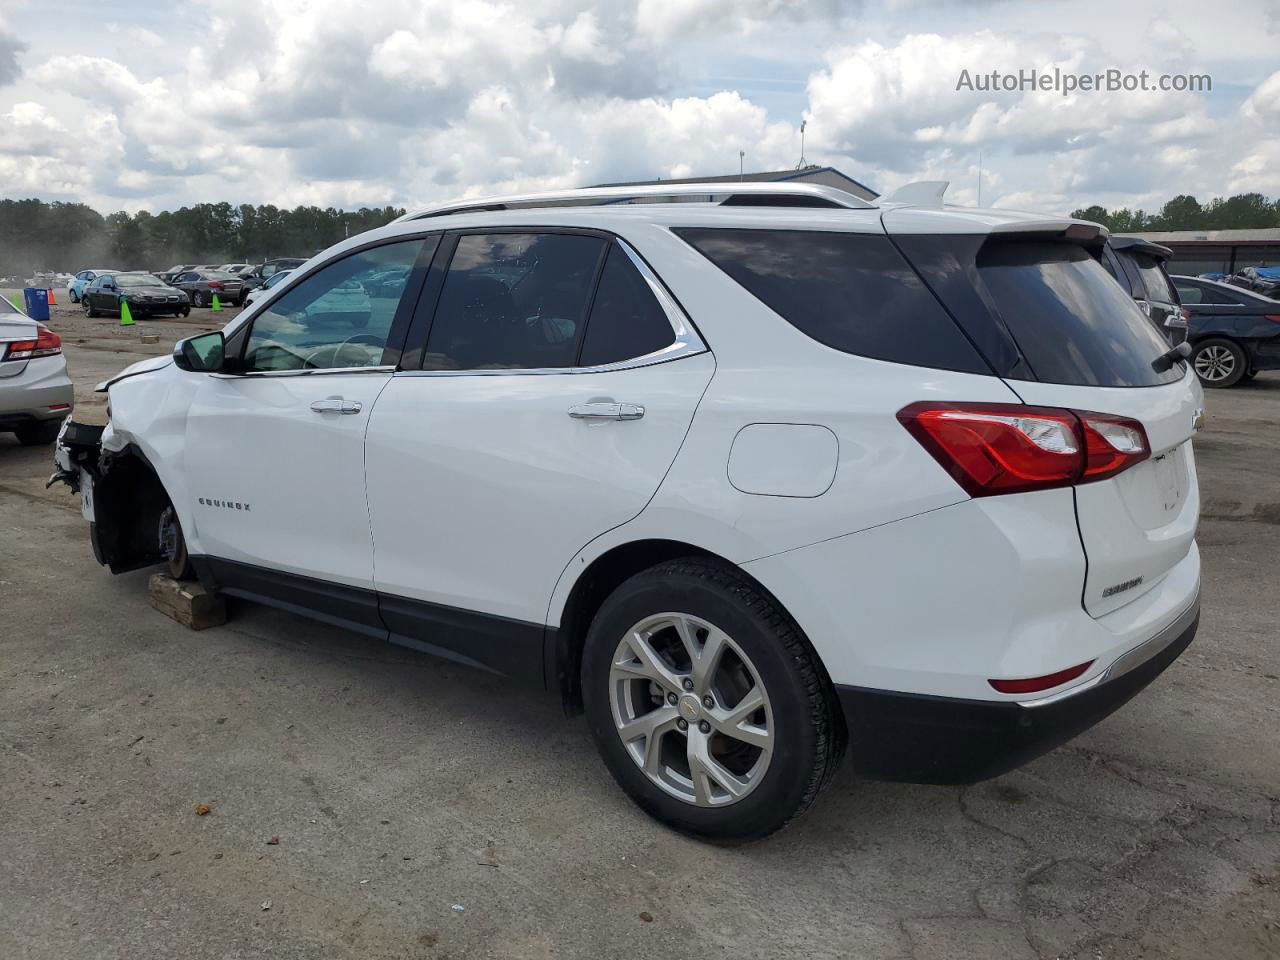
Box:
[1,307,1278,959]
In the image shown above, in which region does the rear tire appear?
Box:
[69,289,79,303]
[1192,338,1246,388]
[83,298,97,318]
[196,292,208,308]
[15,420,62,446]
[581,557,843,841]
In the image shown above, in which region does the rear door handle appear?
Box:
[567,401,645,421]
[310,396,362,415]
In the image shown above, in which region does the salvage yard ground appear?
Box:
[1,300,1278,959]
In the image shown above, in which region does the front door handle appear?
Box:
[310,396,362,415]
[567,401,645,421]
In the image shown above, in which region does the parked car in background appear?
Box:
[158,264,200,284]
[1173,274,1280,388]
[219,263,254,276]
[1227,266,1280,299]
[1100,237,1186,344]
[82,272,191,319]
[67,269,119,303]
[1198,272,1229,282]
[242,268,293,306]
[0,295,73,444]
[238,258,308,304]
[170,269,244,307]
[51,181,1202,840]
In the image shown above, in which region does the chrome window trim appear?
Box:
[397,236,707,378]
[210,365,396,380]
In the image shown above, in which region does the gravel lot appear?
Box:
[2,300,1278,959]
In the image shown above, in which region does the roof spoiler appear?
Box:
[1110,235,1174,260]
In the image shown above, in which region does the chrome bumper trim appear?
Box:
[1018,584,1201,709]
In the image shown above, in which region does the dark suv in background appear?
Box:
[1101,237,1186,345]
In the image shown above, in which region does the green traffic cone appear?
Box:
[119,297,134,326]
[11,294,21,312]
[211,293,222,312]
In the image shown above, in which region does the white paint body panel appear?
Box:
[366,353,715,622]
[727,424,838,498]
[1011,368,1202,617]
[183,372,393,587]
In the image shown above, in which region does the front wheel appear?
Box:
[158,505,194,580]
[83,297,97,317]
[581,558,843,841]
[1192,337,1246,388]
[69,289,79,303]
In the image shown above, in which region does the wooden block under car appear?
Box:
[149,573,227,630]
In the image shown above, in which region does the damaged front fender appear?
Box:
[50,419,174,574]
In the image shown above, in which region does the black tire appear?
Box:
[180,305,190,317]
[581,557,843,841]
[158,505,195,580]
[83,297,97,318]
[1191,337,1247,389]
[195,291,208,308]
[15,420,62,446]
[69,289,79,303]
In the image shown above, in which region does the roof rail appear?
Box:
[396,181,876,221]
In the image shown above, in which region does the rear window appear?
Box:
[673,228,988,374]
[977,242,1180,387]
[1132,253,1177,303]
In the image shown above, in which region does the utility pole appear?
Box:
[977,151,983,208]
[798,119,807,168]
[739,150,745,180]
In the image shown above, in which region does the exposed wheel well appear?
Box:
[92,444,173,574]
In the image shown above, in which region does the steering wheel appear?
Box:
[301,332,387,369]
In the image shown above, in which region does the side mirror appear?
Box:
[174,331,225,372]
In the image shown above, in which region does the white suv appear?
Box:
[52,182,1203,840]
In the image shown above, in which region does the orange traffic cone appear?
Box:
[47,287,57,305]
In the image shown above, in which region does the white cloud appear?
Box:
[1,0,1277,216]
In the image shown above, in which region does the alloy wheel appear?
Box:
[1194,345,1235,382]
[608,612,773,807]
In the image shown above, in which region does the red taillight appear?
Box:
[989,660,1094,694]
[898,402,1150,497]
[4,323,62,361]
[207,281,224,290]
[1264,314,1280,324]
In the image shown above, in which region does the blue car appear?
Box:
[1174,274,1280,387]
[67,269,119,303]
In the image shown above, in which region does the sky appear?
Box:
[0,0,1277,216]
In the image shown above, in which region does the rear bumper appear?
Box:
[0,355,75,424]
[836,592,1200,784]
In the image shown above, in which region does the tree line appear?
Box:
[0,199,406,280]
[1070,192,1280,234]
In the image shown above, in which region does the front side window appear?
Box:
[243,238,425,372]
[423,232,605,370]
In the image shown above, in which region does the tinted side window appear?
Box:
[1175,284,1202,304]
[977,242,1179,387]
[578,244,676,366]
[424,233,605,370]
[244,238,425,372]
[673,228,988,374]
